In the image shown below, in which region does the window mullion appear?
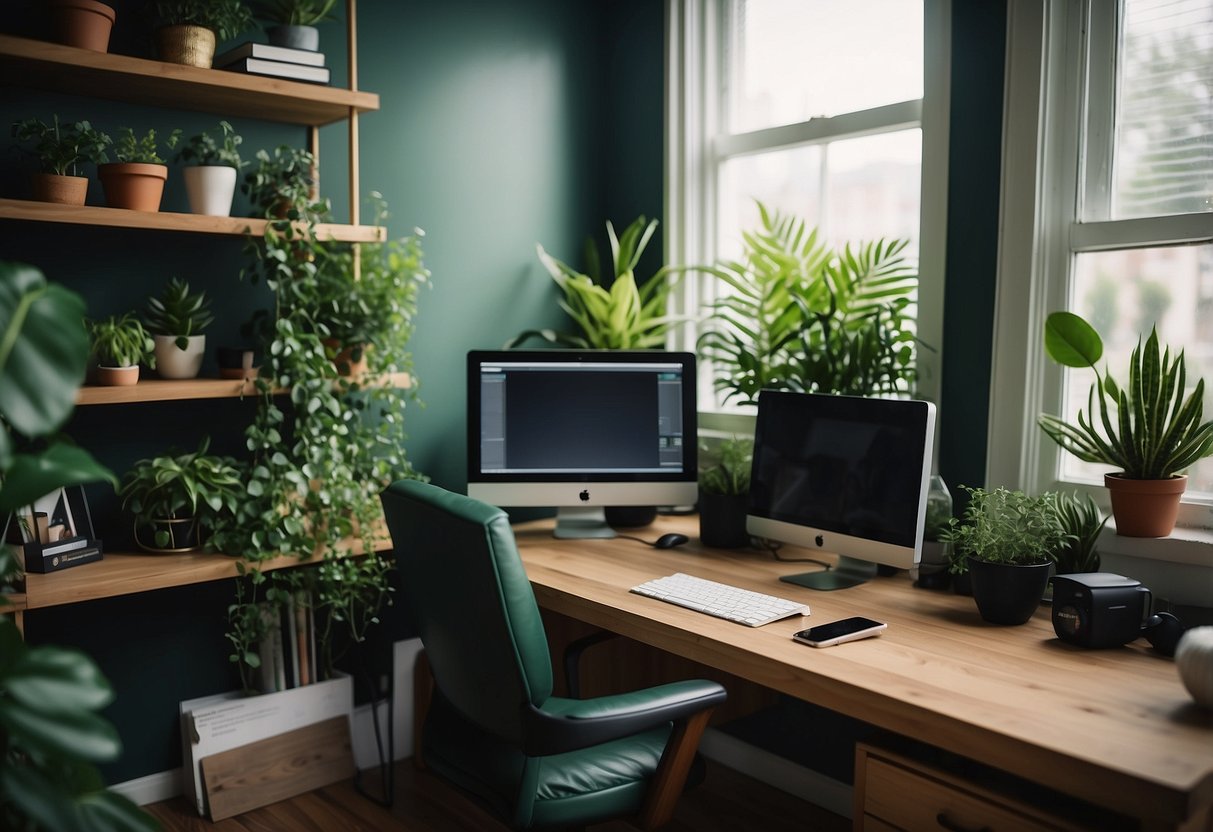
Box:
[1080,0,1120,222]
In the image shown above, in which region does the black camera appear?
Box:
[1052,572,1183,655]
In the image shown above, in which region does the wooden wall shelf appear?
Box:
[0,199,385,242]
[22,525,391,612]
[76,373,411,406]
[0,35,379,126]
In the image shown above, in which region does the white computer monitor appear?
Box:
[747,390,936,591]
[466,350,698,538]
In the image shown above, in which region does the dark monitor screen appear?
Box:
[748,391,935,589]
[466,350,698,537]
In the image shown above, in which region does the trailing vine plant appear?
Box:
[216,187,429,689]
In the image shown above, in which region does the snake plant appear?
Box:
[1038,311,1213,479]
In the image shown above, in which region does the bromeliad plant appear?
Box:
[506,216,684,349]
[1038,311,1213,480]
[1054,491,1107,574]
[698,203,919,405]
[145,277,214,350]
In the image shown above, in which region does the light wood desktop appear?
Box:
[514,514,1213,831]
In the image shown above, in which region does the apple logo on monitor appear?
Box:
[815,534,825,547]
[579,489,590,502]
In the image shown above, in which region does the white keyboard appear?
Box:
[630,573,810,627]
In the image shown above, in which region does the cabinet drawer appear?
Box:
[859,752,1085,832]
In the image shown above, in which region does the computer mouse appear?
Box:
[654,533,690,549]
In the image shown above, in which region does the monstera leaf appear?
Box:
[0,261,114,510]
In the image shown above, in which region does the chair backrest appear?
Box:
[381,480,554,743]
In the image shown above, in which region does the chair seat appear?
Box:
[534,724,670,801]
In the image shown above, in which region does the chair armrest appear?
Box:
[522,680,726,756]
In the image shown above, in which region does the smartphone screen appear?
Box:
[793,616,887,647]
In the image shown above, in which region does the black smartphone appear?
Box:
[792,616,887,648]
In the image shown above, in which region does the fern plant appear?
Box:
[506,216,684,349]
[697,203,919,405]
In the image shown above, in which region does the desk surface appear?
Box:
[515,515,1213,828]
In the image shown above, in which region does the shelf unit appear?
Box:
[3,3,397,629]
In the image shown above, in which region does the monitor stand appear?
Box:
[553,506,617,539]
[780,556,877,591]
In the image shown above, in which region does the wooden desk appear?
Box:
[515,515,1213,831]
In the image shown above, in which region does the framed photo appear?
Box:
[6,486,95,546]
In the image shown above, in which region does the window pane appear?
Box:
[728,0,923,133]
[1112,0,1213,219]
[717,130,921,257]
[1062,244,1213,495]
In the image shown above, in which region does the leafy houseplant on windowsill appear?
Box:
[98,127,181,213]
[175,121,245,216]
[145,277,214,379]
[119,437,244,553]
[697,202,920,406]
[10,115,110,206]
[940,486,1070,626]
[87,312,155,386]
[1038,311,1213,537]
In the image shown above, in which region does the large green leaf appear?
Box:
[0,262,90,439]
[1044,311,1103,368]
[0,444,115,515]
[0,698,121,762]
[6,644,115,713]
[75,791,162,832]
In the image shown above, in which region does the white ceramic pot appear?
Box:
[182,165,237,216]
[154,334,206,379]
[1176,626,1213,709]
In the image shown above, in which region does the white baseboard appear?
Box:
[114,638,424,807]
[699,727,854,820]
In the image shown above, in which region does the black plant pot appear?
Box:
[605,506,657,528]
[951,570,972,596]
[967,557,1051,625]
[267,24,320,51]
[699,492,750,548]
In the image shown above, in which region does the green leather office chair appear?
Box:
[381,480,727,830]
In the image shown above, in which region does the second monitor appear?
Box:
[747,390,937,590]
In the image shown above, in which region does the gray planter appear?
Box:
[267,24,320,51]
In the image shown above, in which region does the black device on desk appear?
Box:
[747,391,936,591]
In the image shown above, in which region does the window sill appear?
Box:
[1097,523,1213,611]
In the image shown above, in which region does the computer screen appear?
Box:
[747,390,936,590]
[466,350,698,538]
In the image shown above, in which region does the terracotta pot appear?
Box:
[325,339,369,380]
[1105,473,1186,537]
[99,162,168,212]
[156,24,216,68]
[96,365,139,386]
[49,0,115,52]
[154,334,206,379]
[31,172,87,205]
[182,165,237,216]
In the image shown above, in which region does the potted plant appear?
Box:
[175,121,245,216]
[940,486,1070,625]
[119,437,244,552]
[10,115,110,206]
[145,277,214,379]
[1053,491,1107,575]
[241,145,324,220]
[48,0,116,52]
[151,0,255,68]
[698,203,919,405]
[87,312,156,386]
[1038,311,1213,537]
[698,436,752,548]
[251,0,337,51]
[0,261,154,831]
[506,215,685,350]
[98,127,181,212]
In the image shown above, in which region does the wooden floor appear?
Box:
[145,758,850,831]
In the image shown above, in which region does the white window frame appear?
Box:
[989,0,1213,603]
[664,0,952,437]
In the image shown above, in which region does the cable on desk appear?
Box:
[756,537,832,570]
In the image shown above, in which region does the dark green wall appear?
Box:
[1,0,1005,786]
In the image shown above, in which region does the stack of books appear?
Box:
[214,42,331,85]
